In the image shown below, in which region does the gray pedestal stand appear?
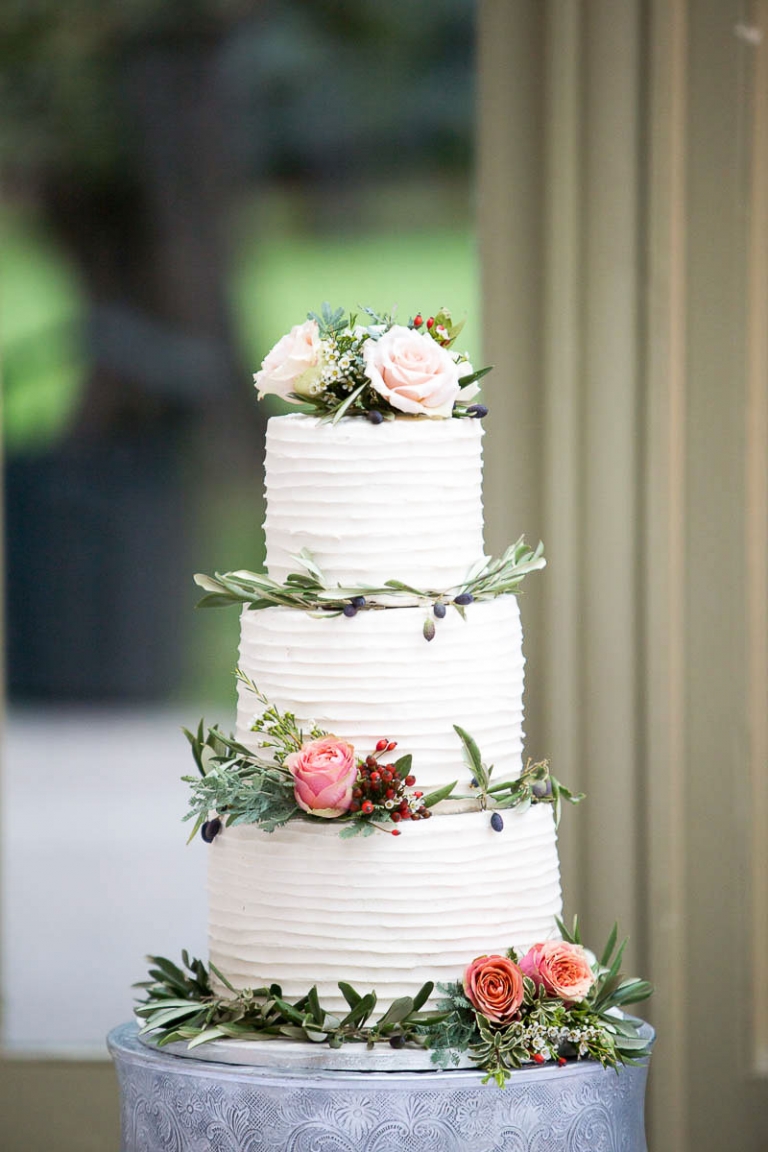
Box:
[108,1021,653,1152]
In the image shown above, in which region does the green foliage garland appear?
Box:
[135,921,652,1083]
[182,678,581,839]
[194,538,547,638]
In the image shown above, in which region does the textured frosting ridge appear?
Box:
[208,806,563,1013]
[263,413,486,588]
[236,597,526,791]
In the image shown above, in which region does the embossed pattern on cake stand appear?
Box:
[109,1021,653,1152]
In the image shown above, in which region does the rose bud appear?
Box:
[285,737,358,818]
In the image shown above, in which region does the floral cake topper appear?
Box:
[253,303,491,423]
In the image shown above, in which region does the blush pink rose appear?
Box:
[253,319,322,401]
[463,954,525,1024]
[285,736,358,818]
[363,325,462,418]
[519,941,595,1004]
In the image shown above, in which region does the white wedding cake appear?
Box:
[136,308,651,1085]
[206,412,563,1014]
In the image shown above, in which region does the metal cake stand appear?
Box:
[108,1021,653,1151]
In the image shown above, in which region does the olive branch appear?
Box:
[194,537,546,642]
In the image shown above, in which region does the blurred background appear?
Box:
[2,2,768,1151]
[0,0,482,1146]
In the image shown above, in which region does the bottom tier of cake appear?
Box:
[207,805,562,1013]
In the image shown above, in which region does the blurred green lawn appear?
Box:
[2,193,479,451]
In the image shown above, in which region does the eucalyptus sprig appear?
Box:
[453,726,584,826]
[194,537,546,642]
[182,720,299,839]
[135,953,447,1052]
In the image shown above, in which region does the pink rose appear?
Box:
[519,941,595,1004]
[285,736,358,818]
[363,325,462,418]
[253,319,323,401]
[463,954,525,1023]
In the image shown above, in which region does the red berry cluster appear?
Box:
[348,738,432,835]
[411,313,452,346]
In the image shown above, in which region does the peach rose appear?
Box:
[519,941,595,1004]
[253,319,323,401]
[362,325,462,418]
[463,954,525,1024]
[285,736,358,818]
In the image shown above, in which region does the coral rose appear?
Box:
[285,736,358,818]
[463,954,525,1024]
[519,941,595,1004]
[363,325,462,418]
[253,319,322,401]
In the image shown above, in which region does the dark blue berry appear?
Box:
[366,410,384,424]
[201,818,222,843]
[490,812,504,832]
[532,780,552,799]
[433,602,447,619]
[343,603,358,618]
[454,593,474,606]
[467,404,489,418]
[389,1034,406,1049]
[351,596,366,609]
[470,777,478,788]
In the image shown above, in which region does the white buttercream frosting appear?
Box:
[236,597,526,791]
[208,806,563,1013]
[204,411,565,1020]
[263,413,486,588]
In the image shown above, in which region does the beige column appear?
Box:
[478,1,768,1149]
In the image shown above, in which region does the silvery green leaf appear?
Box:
[193,573,226,593]
[195,592,241,608]
[412,981,435,1011]
[330,380,368,425]
[463,556,492,583]
[139,1004,207,1034]
[453,726,487,788]
[456,365,492,386]
[600,924,619,968]
[209,963,237,993]
[338,982,362,1009]
[186,1027,228,1049]
[279,1024,309,1040]
[292,550,326,581]
[422,781,457,808]
[307,986,324,1026]
[376,996,414,1028]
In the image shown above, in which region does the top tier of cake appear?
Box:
[263,414,485,588]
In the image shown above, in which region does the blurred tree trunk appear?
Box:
[42,41,255,446]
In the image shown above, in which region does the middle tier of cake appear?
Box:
[236,595,526,792]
